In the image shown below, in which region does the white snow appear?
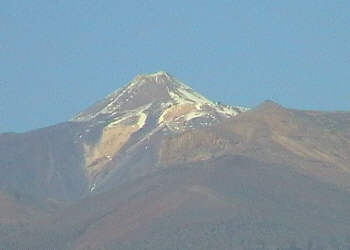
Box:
[72,71,249,124]
[136,111,147,129]
[184,111,208,121]
[90,183,96,192]
[106,115,130,128]
[106,104,150,128]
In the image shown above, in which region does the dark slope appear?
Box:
[0,122,88,201]
[0,73,350,249]
[3,156,350,249]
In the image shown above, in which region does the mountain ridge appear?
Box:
[0,72,350,249]
[72,71,248,122]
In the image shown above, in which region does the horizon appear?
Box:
[2,1,349,132]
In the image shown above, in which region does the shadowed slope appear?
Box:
[1,73,350,249]
[0,122,88,201]
[4,156,350,249]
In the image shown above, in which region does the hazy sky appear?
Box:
[1,1,350,132]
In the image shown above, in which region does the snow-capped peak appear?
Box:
[134,71,174,83]
[72,71,248,124]
[72,72,249,189]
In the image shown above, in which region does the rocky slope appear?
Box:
[70,71,248,194]
[0,72,350,249]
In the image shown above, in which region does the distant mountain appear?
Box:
[1,72,350,249]
[71,71,248,194]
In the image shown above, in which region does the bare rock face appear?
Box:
[73,71,247,123]
[70,72,248,192]
[0,72,249,200]
[1,72,350,249]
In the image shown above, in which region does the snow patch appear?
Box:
[106,104,150,128]
[72,71,249,123]
[184,111,208,121]
[136,110,147,129]
[90,183,96,192]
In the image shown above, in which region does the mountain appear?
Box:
[0,72,350,249]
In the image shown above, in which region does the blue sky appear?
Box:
[1,1,350,132]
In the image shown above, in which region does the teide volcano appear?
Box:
[71,72,248,193]
[1,72,350,250]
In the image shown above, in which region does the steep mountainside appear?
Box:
[71,72,248,193]
[0,72,350,249]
